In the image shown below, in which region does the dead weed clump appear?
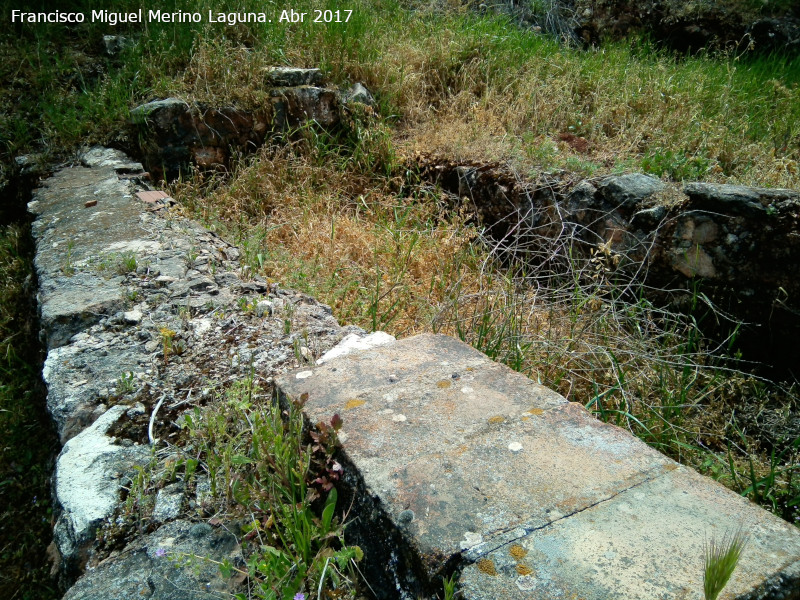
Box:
[171,144,484,335]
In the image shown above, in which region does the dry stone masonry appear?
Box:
[130,67,373,179]
[30,147,367,596]
[30,145,800,599]
[414,156,800,375]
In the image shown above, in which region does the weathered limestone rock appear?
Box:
[264,66,323,87]
[129,98,189,129]
[42,332,150,442]
[53,404,150,571]
[316,330,395,364]
[62,520,242,600]
[152,483,185,524]
[344,82,376,107]
[102,34,133,56]
[595,172,665,209]
[683,181,798,216]
[278,333,800,600]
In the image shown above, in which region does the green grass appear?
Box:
[0,224,59,600]
[704,527,748,600]
[2,0,799,188]
[114,378,363,599]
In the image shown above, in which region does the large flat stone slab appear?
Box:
[459,465,800,599]
[277,334,675,594]
[277,333,800,599]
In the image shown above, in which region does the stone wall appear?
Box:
[29,147,367,596]
[130,67,373,180]
[571,0,800,52]
[28,145,800,598]
[413,156,800,375]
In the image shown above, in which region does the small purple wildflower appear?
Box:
[155,548,167,558]
[294,593,305,600]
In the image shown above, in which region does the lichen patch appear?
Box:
[516,564,533,576]
[477,558,498,576]
[345,398,366,410]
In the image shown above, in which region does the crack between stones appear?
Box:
[461,463,676,563]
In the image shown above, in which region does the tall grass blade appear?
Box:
[704,527,748,600]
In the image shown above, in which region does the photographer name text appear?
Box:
[10,8,352,26]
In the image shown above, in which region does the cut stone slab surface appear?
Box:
[42,330,150,442]
[277,333,800,599]
[459,466,800,599]
[277,334,673,595]
[28,148,150,348]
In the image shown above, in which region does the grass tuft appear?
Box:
[704,527,748,600]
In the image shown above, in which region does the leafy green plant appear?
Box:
[237,296,256,312]
[116,371,136,394]
[741,435,800,522]
[284,302,295,335]
[61,241,76,276]
[704,527,748,600]
[642,149,712,180]
[442,572,459,600]
[117,251,138,274]
[120,458,158,533]
[178,381,361,599]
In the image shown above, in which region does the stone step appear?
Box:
[276,333,800,600]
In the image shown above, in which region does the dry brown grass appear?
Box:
[171,143,485,336]
[164,2,800,521]
[171,135,799,521]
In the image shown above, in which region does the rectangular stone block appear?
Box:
[277,334,679,596]
[459,465,800,600]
